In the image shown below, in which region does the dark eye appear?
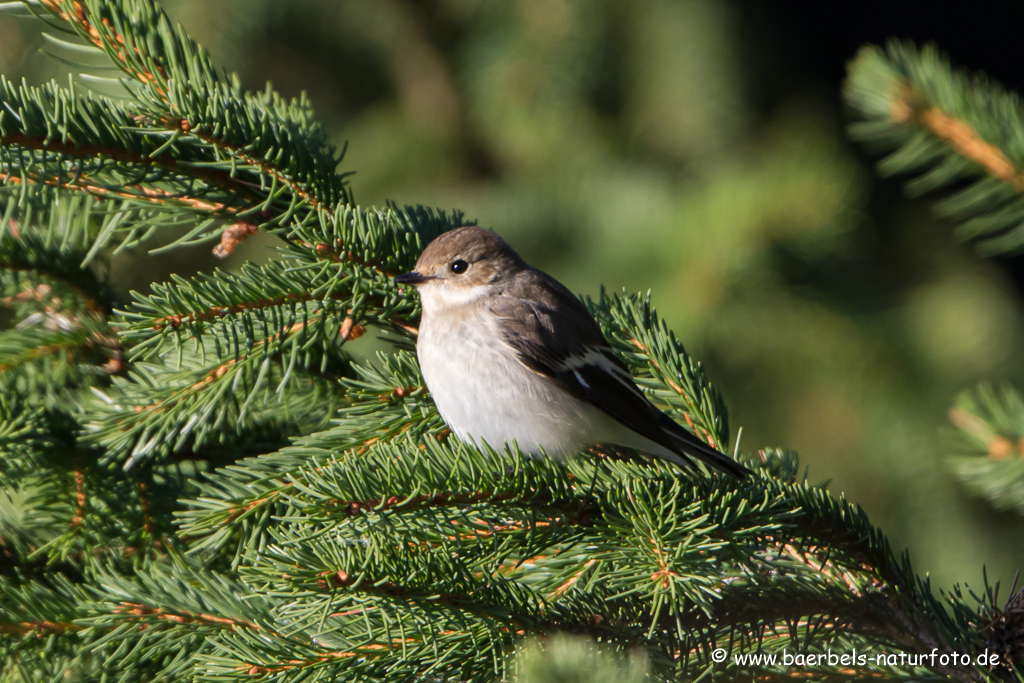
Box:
[450,259,468,274]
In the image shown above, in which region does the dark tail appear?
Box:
[658,414,751,478]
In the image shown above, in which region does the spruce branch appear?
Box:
[116,259,367,359]
[589,290,729,449]
[0,391,73,489]
[0,322,118,405]
[145,440,1014,681]
[947,383,1024,515]
[0,228,115,315]
[0,77,254,214]
[81,356,343,469]
[20,440,184,567]
[0,213,125,397]
[1,0,359,261]
[0,575,87,680]
[36,0,351,210]
[846,41,1024,527]
[845,41,1024,255]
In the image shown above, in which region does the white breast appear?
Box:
[417,304,607,458]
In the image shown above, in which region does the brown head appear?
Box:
[395,226,526,312]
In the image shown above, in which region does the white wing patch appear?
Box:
[558,346,646,398]
[558,347,617,371]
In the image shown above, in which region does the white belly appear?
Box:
[417,310,606,458]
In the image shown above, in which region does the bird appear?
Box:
[394,225,749,478]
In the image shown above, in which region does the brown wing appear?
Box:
[490,269,748,477]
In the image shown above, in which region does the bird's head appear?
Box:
[395,226,525,312]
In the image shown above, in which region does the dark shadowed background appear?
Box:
[3,0,1024,591]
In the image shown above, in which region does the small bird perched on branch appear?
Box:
[396,226,749,478]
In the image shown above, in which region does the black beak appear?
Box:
[395,271,435,285]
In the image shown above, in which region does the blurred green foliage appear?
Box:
[513,635,649,683]
[2,0,1022,590]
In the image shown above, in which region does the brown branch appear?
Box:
[779,543,875,598]
[150,291,378,332]
[326,489,584,517]
[354,420,419,454]
[444,515,580,543]
[38,0,168,92]
[948,406,1024,460]
[242,651,360,676]
[392,317,419,335]
[680,411,718,450]
[36,2,338,217]
[239,634,485,677]
[628,337,719,449]
[136,316,315,414]
[136,304,367,413]
[0,620,81,635]
[0,167,229,213]
[137,481,153,537]
[222,483,293,524]
[863,593,981,683]
[379,385,422,402]
[114,602,258,631]
[107,600,368,680]
[308,569,617,646]
[68,450,86,531]
[649,538,680,590]
[0,135,254,212]
[547,558,599,601]
[151,292,311,329]
[0,338,81,372]
[30,1,346,238]
[892,81,1024,193]
[190,128,321,209]
[1,267,105,315]
[299,238,401,279]
[315,572,537,630]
